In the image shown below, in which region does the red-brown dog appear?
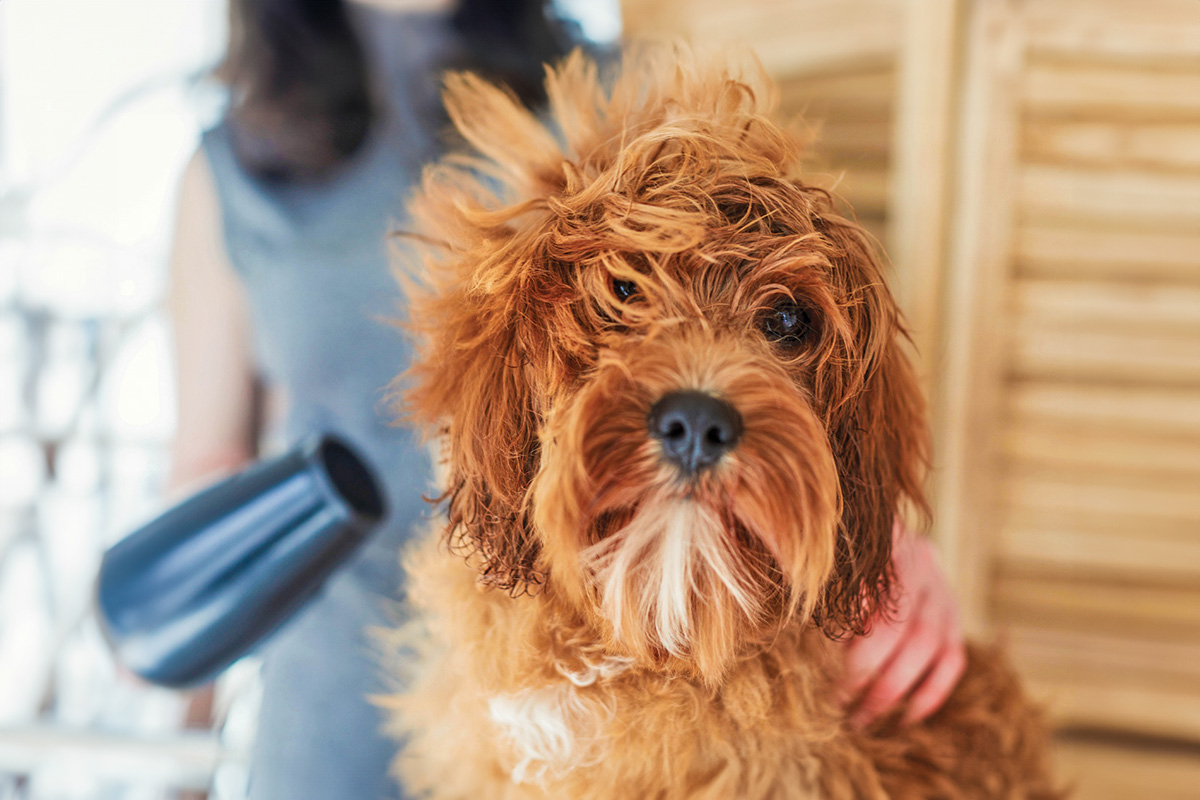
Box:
[382,47,1060,799]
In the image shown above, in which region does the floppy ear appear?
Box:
[404,280,544,593]
[809,208,931,637]
[396,68,571,593]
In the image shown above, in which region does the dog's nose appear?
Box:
[648,391,743,474]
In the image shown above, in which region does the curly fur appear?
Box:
[381,46,1061,799]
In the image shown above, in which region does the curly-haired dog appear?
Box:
[383,48,1060,799]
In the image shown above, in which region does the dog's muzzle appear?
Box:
[647,391,743,475]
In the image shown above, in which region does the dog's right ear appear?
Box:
[439,71,568,204]
[402,280,544,593]
[395,63,586,592]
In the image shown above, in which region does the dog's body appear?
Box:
[384,49,1060,799]
[391,539,1054,799]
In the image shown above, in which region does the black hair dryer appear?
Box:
[97,435,386,688]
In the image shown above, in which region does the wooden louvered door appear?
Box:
[621,0,1200,794]
[933,1,1200,796]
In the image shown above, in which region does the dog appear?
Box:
[382,47,1061,799]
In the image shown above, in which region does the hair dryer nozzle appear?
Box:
[97,434,386,688]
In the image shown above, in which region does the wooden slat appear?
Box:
[1012,280,1200,336]
[1023,62,1200,119]
[1002,488,1200,540]
[888,0,960,385]
[1010,627,1200,687]
[625,0,901,77]
[1033,673,1200,742]
[1008,383,1200,437]
[1011,324,1200,385]
[1002,421,1200,478]
[837,168,888,217]
[859,217,887,250]
[933,0,1025,634]
[809,119,892,160]
[1023,0,1200,66]
[999,484,1200,582]
[994,569,1200,638]
[780,69,895,122]
[1017,165,1200,233]
[999,524,1200,582]
[1023,120,1200,172]
[1013,627,1200,741]
[803,166,889,219]
[752,32,895,80]
[1015,223,1200,283]
[1004,468,1200,526]
[1054,734,1200,800]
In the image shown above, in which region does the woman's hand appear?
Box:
[840,523,966,728]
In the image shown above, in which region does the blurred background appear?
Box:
[0,0,1196,798]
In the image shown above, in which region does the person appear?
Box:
[166,1,964,797]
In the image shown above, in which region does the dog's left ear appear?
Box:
[810,210,931,637]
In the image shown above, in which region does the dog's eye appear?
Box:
[761,302,816,344]
[612,279,638,302]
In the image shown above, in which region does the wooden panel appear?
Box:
[1008,383,1200,437]
[887,0,959,384]
[780,67,895,240]
[1023,0,1200,67]
[1002,421,1200,478]
[810,119,892,160]
[1010,627,1200,687]
[1023,62,1200,119]
[1004,468,1200,527]
[623,0,901,76]
[1011,324,1200,385]
[1014,224,1200,283]
[998,493,1200,583]
[948,0,1200,755]
[1013,627,1200,740]
[805,166,888,218]
[1023,120,1200,172]
[932,0,1026,634]
[995,569,1200,639]
[1017,165,1200,233]
[779,69,894,122]
[1054,734,1200,800]
[1031,677,1200,741]
[1013,280,1200,336]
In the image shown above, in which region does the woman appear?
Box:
[168,1,964,797]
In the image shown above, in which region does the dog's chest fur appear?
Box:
[390,534,839,800]
[386,532,1059,800]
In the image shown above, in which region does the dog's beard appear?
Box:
[534,333,840,682]
[579,495,780,677]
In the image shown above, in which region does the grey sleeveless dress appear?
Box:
[200,10,456,800]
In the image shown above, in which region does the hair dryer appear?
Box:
[96,435,386,688]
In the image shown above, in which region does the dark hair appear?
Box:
[219,0,591,183]
[219,0,375,182]
[448,0,567,107]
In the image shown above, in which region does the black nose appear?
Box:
[647,391,743,475]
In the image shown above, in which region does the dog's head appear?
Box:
[400,49,929,683]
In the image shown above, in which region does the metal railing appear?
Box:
[0,2,252,797]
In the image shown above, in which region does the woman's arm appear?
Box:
[166,150,260,490]
[840,522,967,727]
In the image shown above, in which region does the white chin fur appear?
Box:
[580,496,763,659]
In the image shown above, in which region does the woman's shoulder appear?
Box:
[176,147,223,250]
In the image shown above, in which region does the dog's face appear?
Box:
[402,51,928,683]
